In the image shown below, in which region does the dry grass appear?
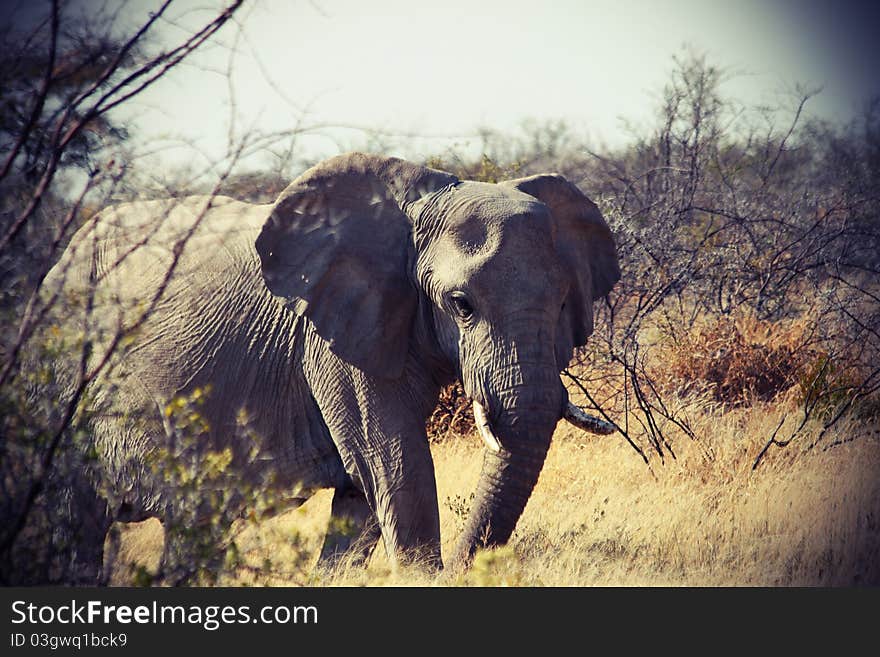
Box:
[110,396,880,587]
[507,408,879,586]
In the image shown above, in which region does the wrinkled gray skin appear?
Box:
[39,153,619,582]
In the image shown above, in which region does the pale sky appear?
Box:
[9,0,880,172]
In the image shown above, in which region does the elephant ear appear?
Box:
[501,174,620,356]
[256,152,457,378]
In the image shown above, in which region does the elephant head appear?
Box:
[255,152,619,566]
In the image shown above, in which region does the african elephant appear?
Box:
[33,152,619,583]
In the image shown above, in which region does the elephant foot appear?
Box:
[317,486,381,569]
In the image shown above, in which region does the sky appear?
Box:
[7,0,880,172]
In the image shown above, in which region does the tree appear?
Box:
[0,0,245,585]
[577,52,880,465]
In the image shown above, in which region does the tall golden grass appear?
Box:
[110,393,879,586]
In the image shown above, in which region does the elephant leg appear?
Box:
[4,467,110,584]
[157,514,187,586]
[318,486,381,569]
[158,508,227,586]
[59,472,113,585]
[303,343,443,569]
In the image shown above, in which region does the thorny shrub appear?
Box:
[427,382,474,443]
[652,311,815,405]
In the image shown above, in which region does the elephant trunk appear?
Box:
[450,374,564,566]
[450,435,552,565]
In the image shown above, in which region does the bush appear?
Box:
[426,382,474,443]
[653,312,814,405]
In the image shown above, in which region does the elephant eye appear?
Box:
[449,292,474,320]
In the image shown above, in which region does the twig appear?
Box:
[562,369,648,465]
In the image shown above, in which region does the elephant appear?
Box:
[30,152,619,583]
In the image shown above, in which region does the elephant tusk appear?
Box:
[472,401,502,453]
[564,402,616,435]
